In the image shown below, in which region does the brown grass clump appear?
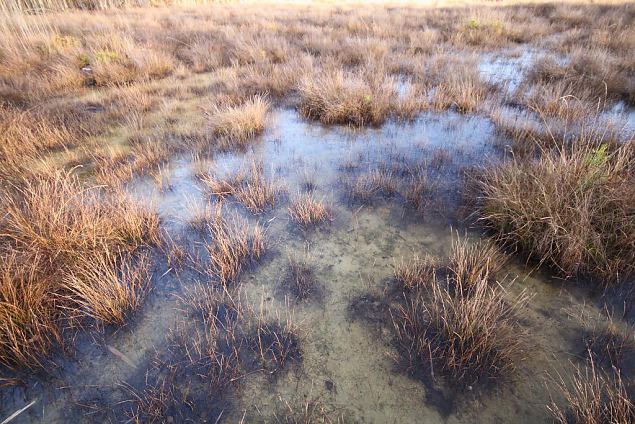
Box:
[61,251,151,326]
[433,69,488,114]
[394,255,439,291]
[389,235,525,387]
[448,236,507,291]
[200,159,284,213]
[549,358,635,424]
[1,172,160,260]
[206,96,270,150]
[0,255,59,370]
[288,194,332,228]
[0,172,159,369]
[528,52,633,107]
[233,160,283,213]
[392,274,528,387]
[298,70,395,127]
[477,141,635,282]
[206,204,266,286]
[198,173,237,198]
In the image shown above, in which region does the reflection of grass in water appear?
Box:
[280,250,323,303]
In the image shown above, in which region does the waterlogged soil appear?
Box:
[0,108,624,423]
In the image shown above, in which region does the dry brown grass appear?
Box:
[1,0,635,392]
[432,60,490,114]
[61,251,151,326]
[392,273,528,387]
[390,235,526,387]
[298,70,395,127]
[528,51,633,107]
[0,171,159,369]
[477,141,635,282]
[0,254,59,370]
[1,172,160,259]
[549,357,635,424]
[288,194,332,228]
[448,236,507,290]
[206,204,266,285]
[233,160,283,213]
[206,95,270,150]
[394,255,439,291]
[200,159,284,213]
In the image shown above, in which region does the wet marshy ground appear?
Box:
[3,97,632,423]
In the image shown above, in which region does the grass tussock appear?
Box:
[206,204,266,286]
[0,255,59,370]
[477,141,635,282]
[549,358,635,424]
[61,251,151,326]
[232,160,283,213]
[298,70,395,127]
[1,172,160,259]
[394,255,439,291]
[432,63,489,114]
[392,274,527,387]
[206,96,270,151]
[448,237,507,292]
[200,159,284,214]
[0,171,159,369]
[390,236,525,388]
[288,194,332,228]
